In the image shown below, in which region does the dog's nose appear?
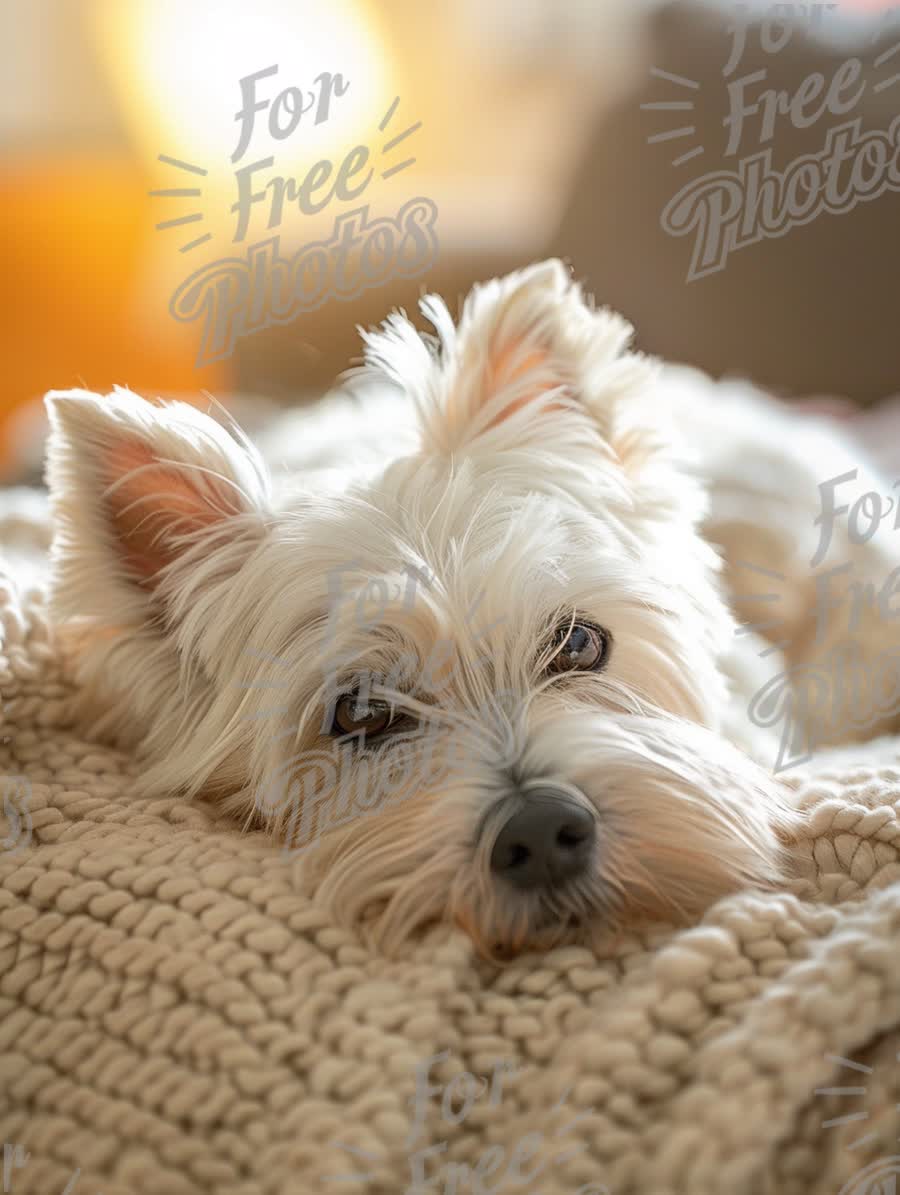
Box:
[490,790,595,890]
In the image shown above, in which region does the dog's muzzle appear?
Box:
[488,788,596,891]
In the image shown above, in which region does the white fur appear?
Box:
[49,259,885,958]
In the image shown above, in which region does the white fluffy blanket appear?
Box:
[3,487,900,1195]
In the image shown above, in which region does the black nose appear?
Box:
[489,790,595,890]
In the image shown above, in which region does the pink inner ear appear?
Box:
[483,343,566,431]
[104,440,237,585]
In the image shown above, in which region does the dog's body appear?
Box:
[44,261,900,957]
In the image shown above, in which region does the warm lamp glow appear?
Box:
[93,0,394,239]
[86,0,404,361]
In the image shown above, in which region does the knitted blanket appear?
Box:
[3,490,900,1195]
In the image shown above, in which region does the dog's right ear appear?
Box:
[360,260,659,464]
[44,388,271,628]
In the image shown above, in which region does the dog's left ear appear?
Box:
[44,388,271,629]
[362,259,659,460]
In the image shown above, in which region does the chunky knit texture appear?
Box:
[3,495,900,1195]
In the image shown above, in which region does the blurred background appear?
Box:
[1,0,898,481]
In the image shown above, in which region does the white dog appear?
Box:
[43,260,900,958]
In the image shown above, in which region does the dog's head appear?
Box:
[45,260,792,957]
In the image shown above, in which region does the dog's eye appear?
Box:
[549,621,611,673]
[330,695,395,739]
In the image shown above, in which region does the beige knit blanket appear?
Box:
[3,492,900,1195]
